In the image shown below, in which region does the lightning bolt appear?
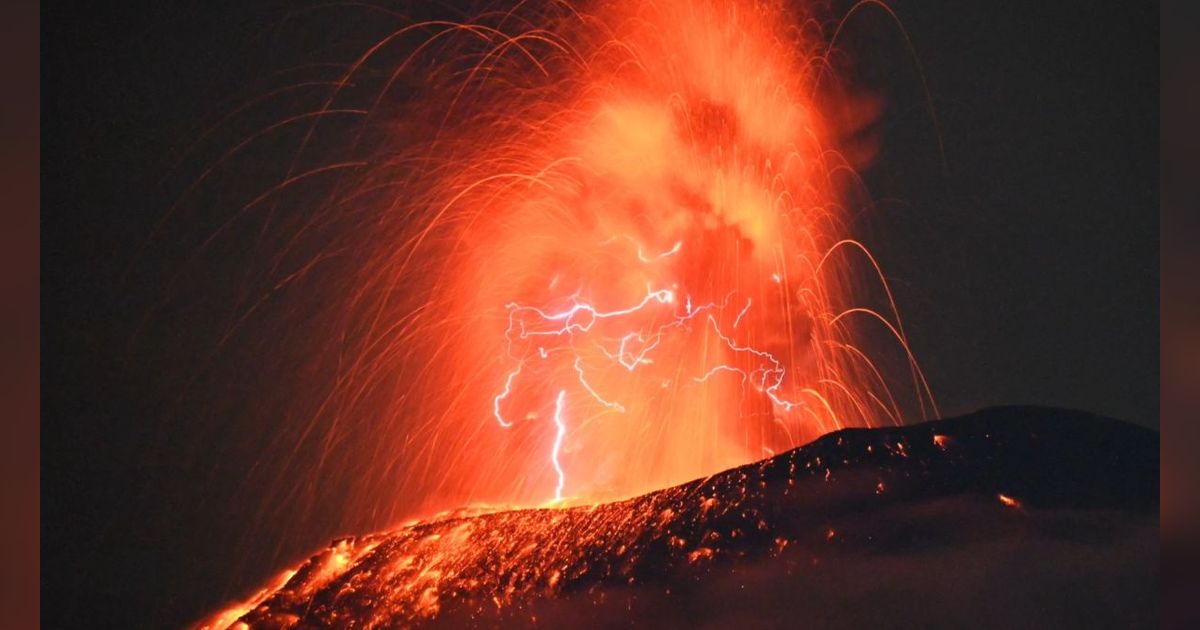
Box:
[551,389,568,502]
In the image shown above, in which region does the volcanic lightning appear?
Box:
[176,0,939,568]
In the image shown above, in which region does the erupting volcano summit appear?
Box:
[200,407,1158,628]
[166,1,1155,627]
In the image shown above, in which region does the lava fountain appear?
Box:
[268,0,938,515]
[367,0,935,508]
[176,0,936,545]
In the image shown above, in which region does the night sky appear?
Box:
[42,1,1157,627]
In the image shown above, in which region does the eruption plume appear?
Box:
[380,0,937,507]
[163,0,936,552]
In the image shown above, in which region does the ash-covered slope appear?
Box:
[202,407,1158,629]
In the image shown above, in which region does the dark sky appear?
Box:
[42,1,1157,627]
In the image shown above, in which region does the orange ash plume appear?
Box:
[272,0,936,518]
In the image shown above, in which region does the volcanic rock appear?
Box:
[200,406,1158,628]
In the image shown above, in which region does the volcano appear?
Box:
[200,406,1158,628]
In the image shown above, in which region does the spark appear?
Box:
[997,493,1022,508]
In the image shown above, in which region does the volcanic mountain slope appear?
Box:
[201,406,1159,629]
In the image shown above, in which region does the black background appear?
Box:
[42,1,1157,627]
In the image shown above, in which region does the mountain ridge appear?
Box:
[200,406,1159,628]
